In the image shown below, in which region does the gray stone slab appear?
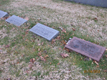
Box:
[0,10,8,19]
[65,0,107,8]
[65,37,106,61]
[6,15,27,26]
[29,23,59,41]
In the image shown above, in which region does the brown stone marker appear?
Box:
[65,37,106,61]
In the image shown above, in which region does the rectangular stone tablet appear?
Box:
[6,15,27,26]
[65,37,106,61]
[29,23,59,41]
[0,10,8,19]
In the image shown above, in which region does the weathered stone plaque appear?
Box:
[65,37,106,61]
[65,0,107,8]
[6,15,27,26]
[0,10,8,19]
[29,23,59,41]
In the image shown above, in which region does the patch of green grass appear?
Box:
[0,36,9,45]
[0,10,107,79]
[0,0,10,6]
[25,54,37,63]
[33,72,41,77]
[0,24,5,29]
[16,70,20,77]
[52,0,76,4]
[29,22,36,29]
[0,70,2,77]
[53,0,64,2]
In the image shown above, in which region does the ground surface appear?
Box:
[0,0,107,80]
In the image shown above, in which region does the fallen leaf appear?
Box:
[44,55,49,58]
[106,49,107,52]
[71,24,74,26]
[59,27,66,33]
[40,56,46,61]
[25,29,29,35]
[93,61,99,65]
[33,58,35,61]
[60,53,69,58]
[96,65,99,68]
[51,39,56,44]
[31,39,35,42]
[17,62,20,64]
[0,48,2,50]
[57,63,60,65]
[62,29,66,33]
[0,48,2,52]
[28,64,33,69]
[43,50,47,54]
[80,58,83,60]
[38,48,40,51]
[104,70,107,72]
[61,40,66,45]
[25,39,28,42]
[65,48,71,52]
[12,27,15,30]
[43,7,46,8]
[92,17,98,21]
[30,58,35,63]
[26,70,29,74]
[59,48,61,50]
[76,52,78,54]
[72,28,76,31]
[105,55,107,58]
[24,17,29,20]
[38,18,41,21]
[41,42,44,45]
[5,45,10,48]
[56,36,60,40]
[38,52,41,56]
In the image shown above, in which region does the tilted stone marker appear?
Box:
[6,15,27,26]
[0,10,8,19]
[65,37,106,61]
[29,23,59,41]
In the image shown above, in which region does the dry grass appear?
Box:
[0,0,107,80]
[2,0,106,42]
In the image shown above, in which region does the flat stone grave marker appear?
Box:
[6,15,27,26]
[0,10,8,19]
[65,37,106,61]
[29,23,59,41]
